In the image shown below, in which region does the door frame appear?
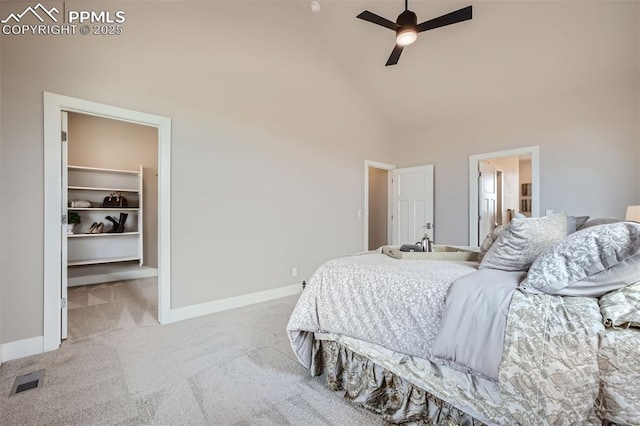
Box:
[43,92,172,352]
[468,145,540,246]
[363,160,395,252]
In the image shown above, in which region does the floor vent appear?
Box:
[9,370,45,397]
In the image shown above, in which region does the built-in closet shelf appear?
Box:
[68,256,142,267]
[67,164,143,268]
[68,207,140,212]
[68,232,140,238]
[68,165,139,175]
[68,185,140,193]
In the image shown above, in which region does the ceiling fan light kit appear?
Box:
[357,1,473,66]
[396,29,417,46]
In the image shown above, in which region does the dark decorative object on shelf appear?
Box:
[68,212,81,225]
[102,192,128,208]
[105,213,128,233]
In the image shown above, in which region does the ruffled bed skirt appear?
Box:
[310,339,485,425]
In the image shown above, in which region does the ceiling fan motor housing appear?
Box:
[356,5,472,65]
[396,9,417,32]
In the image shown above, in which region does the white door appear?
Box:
[392,165,434,245]
[478,161,498,243]
[61,111,68,339]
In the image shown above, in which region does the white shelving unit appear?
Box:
[67,165,143,268]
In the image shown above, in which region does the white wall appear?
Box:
[0,2,393,343]
[67,112,159,267]
[368,167,388,250]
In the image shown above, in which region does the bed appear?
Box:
[287,214,640,425]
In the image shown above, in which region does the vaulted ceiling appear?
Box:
[292,0,638,135]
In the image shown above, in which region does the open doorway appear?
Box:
[364,160,435,251]
[43,92,172,354]
[364,160,394,251]
[64,112,159,341]
[478,156,522,239]
[469,146,540,246]
[368,167,389,250]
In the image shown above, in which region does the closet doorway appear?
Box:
[43,92,172,354]
[63,112,159,340]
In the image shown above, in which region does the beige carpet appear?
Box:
[0,279,383,425]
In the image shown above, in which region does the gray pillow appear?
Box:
[577,217,622,231]
[521,222,640,296]
[567,215,590,234]
[479,213,567,272]
[478,225,506,262]
[599,282,640,328]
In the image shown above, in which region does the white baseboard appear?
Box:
[2,336,43,363]
[2,284,300,363]
[170,283,301,323]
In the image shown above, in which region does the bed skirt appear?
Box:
[310,339,485,425]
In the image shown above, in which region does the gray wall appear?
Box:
[390,2,640,245]
[0,2,393,343]
[1,1,639,346]
[0,22,3,347]
[393,81,639,245]
[393,80,639,245]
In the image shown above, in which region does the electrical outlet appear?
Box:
[292,267,298,277]
[546,209,554,216]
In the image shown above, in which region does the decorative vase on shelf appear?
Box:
[67,224,75,234]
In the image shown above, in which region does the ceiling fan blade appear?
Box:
[357,10,399,31]
[385,44,404,66]
[416,5,472,33]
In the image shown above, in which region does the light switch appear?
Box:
[357,210,363,218]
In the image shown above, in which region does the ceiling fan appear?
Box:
[357,1,472,66]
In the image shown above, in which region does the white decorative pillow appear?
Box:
[521,222,640,296]
[479,213,567,272]
[599,282,640,328]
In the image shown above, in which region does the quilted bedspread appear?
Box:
[287,253,477,368]
[287,252,608,424]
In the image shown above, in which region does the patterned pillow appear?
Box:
[479,213,567,272]
[478,225,506,262]
[521,222,640,296]
[599,282,640,328]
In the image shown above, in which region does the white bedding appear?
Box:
[287,253,478,368]
[287,252,606,424]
